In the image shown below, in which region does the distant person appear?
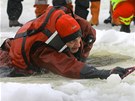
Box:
[89,0,101,26]
[75,0,101,26]
[74,0,89,20]
[104,0,135,26]
[34,0,101,26]
[34,0,72,17]
[110,0,135,33]
[7,0,23,27]
[34,0,49,17]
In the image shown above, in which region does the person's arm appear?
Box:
[74,15,96,62]
[30,44,85,78]
[80,65,128,79]
[30,44,128,79]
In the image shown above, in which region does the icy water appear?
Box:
[0,30,135,84]
[0,50,134,84]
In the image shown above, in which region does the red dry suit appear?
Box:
[8,6,96,78]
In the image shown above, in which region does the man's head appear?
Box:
[66,37,81,53]
[55,14,82,53]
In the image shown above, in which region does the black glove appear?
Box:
[80,65,111,79]
[80,65,127,79]
[110,67,127,78]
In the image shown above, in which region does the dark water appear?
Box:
[86,51,134,67]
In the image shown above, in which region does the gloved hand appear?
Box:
[80,65,111,79]
[80,65,127,79]
[110,66,127,78]
[94,67,127,79]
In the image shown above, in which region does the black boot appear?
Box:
[9,20,23,27]
[104,16,111,24]
[120,25,130,33]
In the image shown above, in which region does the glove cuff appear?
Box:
[80,64,111,79]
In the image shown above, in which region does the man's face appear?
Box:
[66,37,81,53]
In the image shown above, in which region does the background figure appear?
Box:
[75,0,89,20]
[104,0,135,26]
[89,0,100,26]
[7,0,23,27]
[75,0,101,26]
[34,0,49,17]
[34,0,72,17]
[111,0,135,33]
[52,0,73,12]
